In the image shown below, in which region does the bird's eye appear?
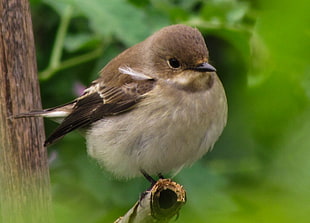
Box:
[168,58,181,69]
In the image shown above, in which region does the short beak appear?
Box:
[192,62,216,72]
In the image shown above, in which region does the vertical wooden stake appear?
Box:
[0,0,52,222]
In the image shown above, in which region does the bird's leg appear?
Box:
[140,169,157,186]
[139,169,158,204]
[158,173,165,179]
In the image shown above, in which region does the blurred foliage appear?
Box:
[29,0,310,222]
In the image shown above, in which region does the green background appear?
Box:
[30,0,310,222]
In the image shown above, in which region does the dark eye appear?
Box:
[168,58,181,69]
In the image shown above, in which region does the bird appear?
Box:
[15,24,228,182]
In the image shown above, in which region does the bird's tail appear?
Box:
[12,101,75,120]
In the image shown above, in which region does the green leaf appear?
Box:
[72,0,154,46]
[64,33,101,52]
[127,0,150,8]
[201,0,249,26]
[43,0,74,16]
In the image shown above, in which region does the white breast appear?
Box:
[86,76,227,179]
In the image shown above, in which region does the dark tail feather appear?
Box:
[13,110,53,118]
[12,101,76,119]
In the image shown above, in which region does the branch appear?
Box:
[39,47,103,81]
[115,179,186,223]
[38,4,103,81]
[49,5,73,69]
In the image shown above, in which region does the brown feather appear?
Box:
[44,79,155,146]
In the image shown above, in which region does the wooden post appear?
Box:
[0,0,52,223]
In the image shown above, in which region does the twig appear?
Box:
[115,179,186,223]
[39,47,103,81]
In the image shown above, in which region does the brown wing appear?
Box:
[44,81,155,146]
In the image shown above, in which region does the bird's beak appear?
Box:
[192,62,216,72]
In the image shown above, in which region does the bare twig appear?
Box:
[115,179,186,223]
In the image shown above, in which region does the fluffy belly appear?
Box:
[86,83,227,178]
